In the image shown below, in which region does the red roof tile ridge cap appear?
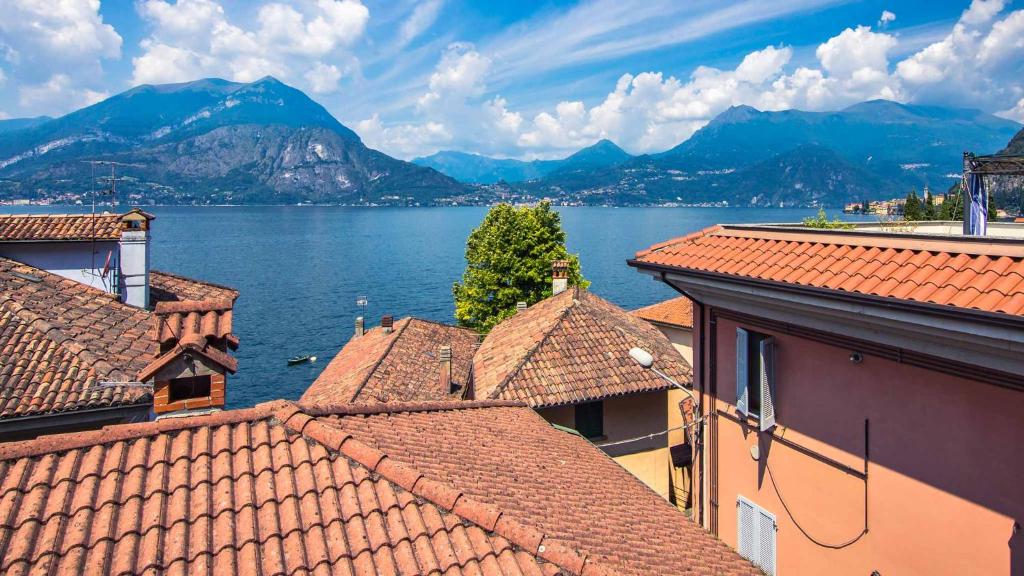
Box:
[149,269,240,299]
[487,298,577,400]
[293,406,599,576]
[0,402,283,461]
[296,399,526,416]
[153,298,235,314]
[634,224,724,258]
[346,316,413,402]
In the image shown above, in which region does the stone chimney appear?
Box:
[355,316,364,337]
[118,209,153,308]
[516,301,527,313]
[439,345,453,393]
[381,314,394,334]
[552,260,569,295]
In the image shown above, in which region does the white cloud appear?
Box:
[19,73,108,113]
[132,0,368,92]
[356,113,452,158]
[0,0,121,115]
[816,26,896,77]
[878,10,896,28]
[398,0,444,48]
[998,97,1024,122]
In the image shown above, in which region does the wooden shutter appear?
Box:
[759,337,776,431]
[737,496,777,576]
[736,328,749,416]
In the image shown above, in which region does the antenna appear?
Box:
[356,295,368,317]
[81,160,141,285]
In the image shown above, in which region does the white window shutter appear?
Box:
[737,497,755,560]
[736,328,749,416]
[759,337,776,431]
[757,507,777,576]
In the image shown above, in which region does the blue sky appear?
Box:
[0,0,1022,159]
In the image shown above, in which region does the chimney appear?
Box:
[439,345,453,393]
[355,316,364,337]
[118,209,152,308]
[381,314,394,334]
[516,301,527,313]
[552,260,569,295]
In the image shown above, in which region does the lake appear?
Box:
[7,205,871,407]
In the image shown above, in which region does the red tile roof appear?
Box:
[152,299,235,348]
[633,296,694,328]
[472,287,692,407]
[0,258,239,420]
[0,400,758,575]
[632,224,1024,317]
[149,269,239,305]
[0,210,153,242]
[303,318,480,405]
[313,401,757,576]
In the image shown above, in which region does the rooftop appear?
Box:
[0,258,238,420]
[633,296,694,329]
[0,210,153,242]
[0,400,758,575]
[302,317,479,405]
[631,224,1024,318]
[473,287,692,407]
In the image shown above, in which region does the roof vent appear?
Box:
[516,301,527,313]
[381,314,394,334]
[552,260,569,295]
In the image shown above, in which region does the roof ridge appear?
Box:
[297,399,524,416]
[634,224,723,258]
[150,269,240,299]
[0,400,289,460]
[407,315,480,334]
[347,317,413,403]
[275,403,615,576]
[487,291,579,400]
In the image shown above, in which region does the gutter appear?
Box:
[0,402,151,440]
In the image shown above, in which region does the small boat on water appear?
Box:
[287,355,317,366]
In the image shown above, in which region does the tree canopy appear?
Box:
[453,202,587,332]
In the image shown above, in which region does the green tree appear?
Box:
[924,189,938,221]
[903,190,923,221]
[802,208,854,230]
[453,201,588,332]
[939,183,963,220]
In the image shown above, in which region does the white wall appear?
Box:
[0,241,120,293]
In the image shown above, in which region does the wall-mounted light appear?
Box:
[850,351,864,364]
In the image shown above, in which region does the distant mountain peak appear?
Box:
[708,105,761,126]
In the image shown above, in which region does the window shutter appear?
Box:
[759,337,776,431]
[738,497,777,576]
[736,328,749,416]
[737,497,755,561]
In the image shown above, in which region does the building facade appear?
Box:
[631,223,1024,575]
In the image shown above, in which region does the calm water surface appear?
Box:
[12,205,871,407]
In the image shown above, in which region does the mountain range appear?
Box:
[413,139,632,184]
[509,100,1021,206]
[0,77,1019,206]
[0,77,465,204]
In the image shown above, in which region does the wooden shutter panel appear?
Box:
[736,328,749,416]
[759,337,776,431]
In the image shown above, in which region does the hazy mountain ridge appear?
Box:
[518,100,1020,206]
[413,139,632,184]
[0,77,465,204]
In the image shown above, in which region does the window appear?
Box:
[735,328,776,431]
[737,496,777,575]
[168,375,212,402]
[575,401,604,439]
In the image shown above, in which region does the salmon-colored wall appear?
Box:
[701,313,1024,576]
[538,390,671,497]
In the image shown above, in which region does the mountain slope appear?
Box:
[413,139,632,184]
[0,77,464,204]
[1003,126,1024,155]
[0,117,52,135]
[522,100,1020,206]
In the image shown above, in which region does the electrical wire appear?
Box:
[593,417,703,448]
[764,460,868,549]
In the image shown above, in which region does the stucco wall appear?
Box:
[701,313,1024,576]
[652,323,693,366]
[538,390,671,498]
[0,241,119,292]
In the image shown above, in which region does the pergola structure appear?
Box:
[962,152,1024,235]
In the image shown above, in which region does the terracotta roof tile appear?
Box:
[631,296,694,328]
[149,270,239,305]
[473,288,692,408]
[0,258,239,420]
[0,213,124,241]
[0,401,759,575]
[632,225,1024,317]
[303,318,480,405]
